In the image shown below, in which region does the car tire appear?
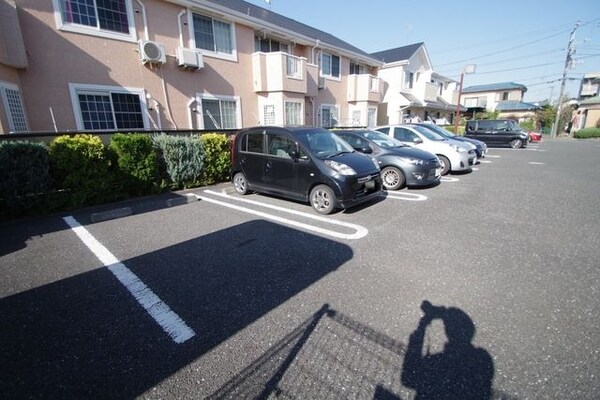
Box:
[310,184,336,214]
[381,166,405,190]
[510,139,523,149]
[437,155,451,175]
[233,172,250,195]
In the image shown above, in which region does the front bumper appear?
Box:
[404,162,441,187]
[335,171,383,209]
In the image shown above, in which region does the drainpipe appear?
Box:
[134,0,149,41]
[311,39,320,64]
[177,9,186,48]
[187,98,197,129]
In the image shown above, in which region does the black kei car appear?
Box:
[231,126,382,214]
[465,119,529,149]
[333,129,441,190]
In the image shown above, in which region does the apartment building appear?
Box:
[0,0,384,134]
[370,42,461,125]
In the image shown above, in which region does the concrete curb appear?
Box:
[90,193,199,223]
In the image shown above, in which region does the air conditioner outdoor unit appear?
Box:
[318,76,326,89]
[176,47,204,70]
[139,40,166,64]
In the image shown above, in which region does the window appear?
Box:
[370,77,379,92]
[70,84,145,130]
[352,110,361,126]
[464,97,479,108]
[320,52,340,78]
[285,101,302,125]
[267,133,295,159]
[349,62,366,75]
[242,132,264,153]
[254,36,289,53]
[286,55,302,79]
[367,108,376,127]
[502,92,509,101]
[54,0,135,41]
[199,96,240,129]
[193,13,234,56]
[320,105,339,127]
[263,105,275,125]
[0,83,28,132]
[404,71,414,89]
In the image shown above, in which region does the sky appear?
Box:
[244,0,600,103]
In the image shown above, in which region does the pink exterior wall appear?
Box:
[7,0,381,133]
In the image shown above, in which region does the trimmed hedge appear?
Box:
[0,141,52,218]
[110,133,162,196]
[49,134,122,207]
[199,133,231,185]
[574,127,600,139]
[151,133,204,189]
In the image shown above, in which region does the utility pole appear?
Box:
[551,20,580,138]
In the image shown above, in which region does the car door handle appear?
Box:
[265,161,272,169]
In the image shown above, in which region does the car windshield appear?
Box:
[422,124,456,138]
[411,125,446,141]
[361,130,405,148]
[297,129,354,158]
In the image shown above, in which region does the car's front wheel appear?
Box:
[310,184,336,214]
[381,166,405,190]
[510,139,523,149]
[233,172,250,195]
[437,155,451,175]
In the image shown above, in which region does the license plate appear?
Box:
[365,180,375,190]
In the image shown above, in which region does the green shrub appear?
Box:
[199,133,231,185]
[519,119,536,131]
[151,133,204,189]
[110,133,161,196]
[574,127,600,139]
[49,134,121,207]
[0,141,52,218]
[444,125,465,135]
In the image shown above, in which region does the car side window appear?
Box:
[267,133,294,159]
[392,128,406,141]
[377,127,390,135]
[338,134,362,149]
[478,121,492,132]
[243,132,264,153]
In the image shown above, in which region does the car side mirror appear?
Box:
[289,150,300,159]
[354,146,373,154]
[413,138,423,144]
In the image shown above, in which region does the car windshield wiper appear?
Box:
[325,150,353,158]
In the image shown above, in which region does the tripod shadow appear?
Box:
[401,301,494,399]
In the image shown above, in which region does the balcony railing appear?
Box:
[347,74,382,102]
[252,52,308,94]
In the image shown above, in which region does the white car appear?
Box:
[375,125,476,175]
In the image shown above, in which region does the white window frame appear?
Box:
[189,11,237,62]
[367,107,377,127]
[52,0,137,42]
[404,71,414,89]
[0,81,29,133]
[69,83,148,131]
[284,101,303,126]
[320,104,339,128]
[196,94,241,129]
[320,52,341,80]
[286,55,303,79]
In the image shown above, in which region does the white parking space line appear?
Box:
[196,190,368,240]
[441,177,460,182]
[472,167,479,171]
[486,155,501,158]
[63,216,195,344]
[385,191,428,201]
[479,160,493,164]
[528,162,545,165]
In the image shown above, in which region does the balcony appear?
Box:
[347,75,382,103]
[425,82,441,102]
[580,83,599,97]
[252,52,311,94]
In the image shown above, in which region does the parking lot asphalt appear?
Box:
[1,138,599,399]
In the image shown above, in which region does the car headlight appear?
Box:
[324,159,356,175]
[398,157,424,165]
[452,145,467,153]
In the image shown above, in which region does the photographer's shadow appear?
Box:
[401,301,494,400]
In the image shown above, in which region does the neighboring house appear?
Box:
[0,0,384,134]
[495,100,541,122]
[460,82,527,115]
[572,96,600,132]
[370,42,461,125]
[578,72,600,101]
